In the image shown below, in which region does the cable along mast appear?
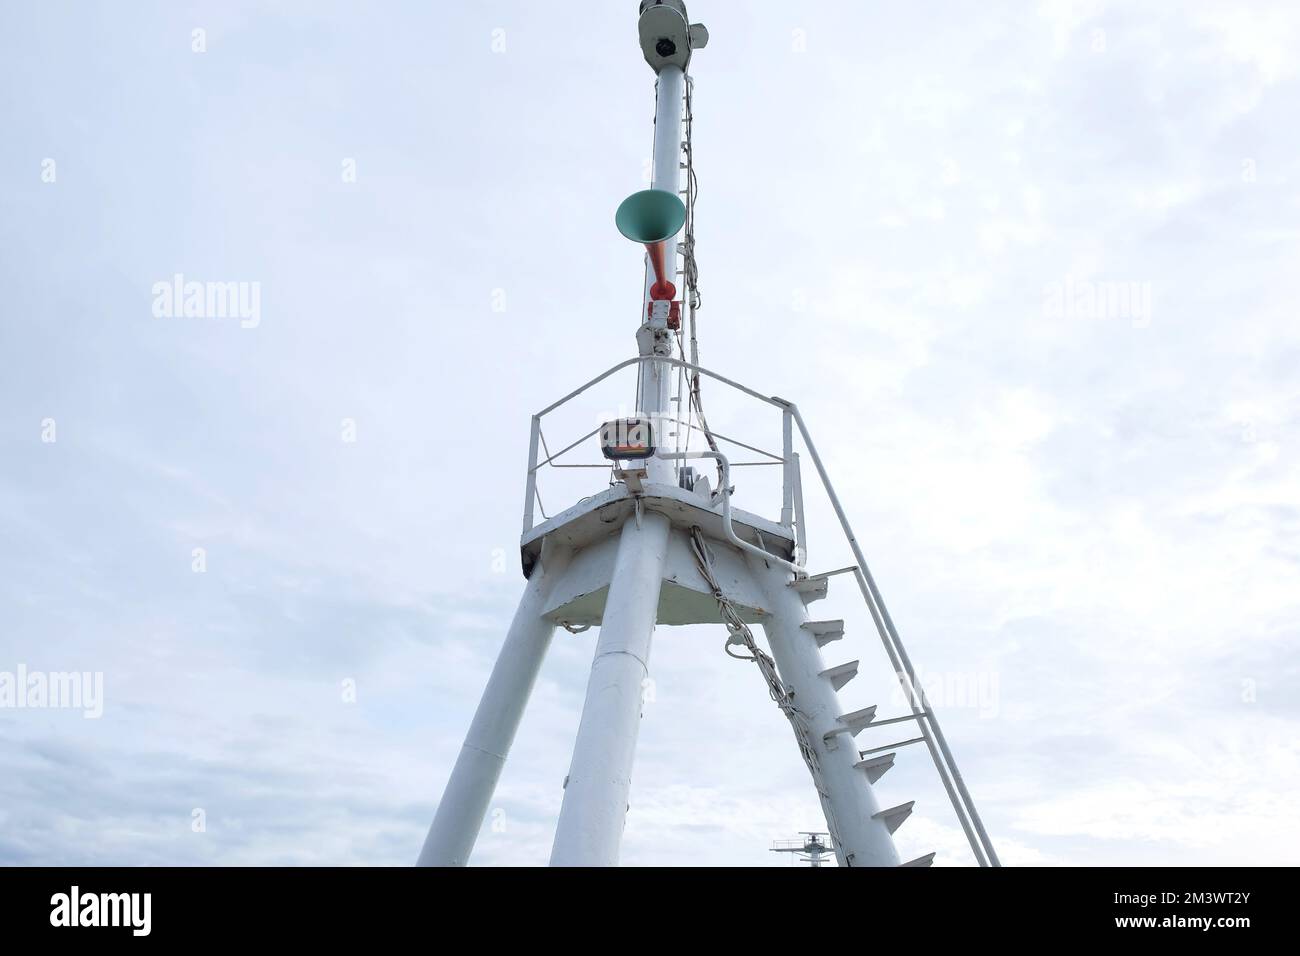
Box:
[417,0,999,869]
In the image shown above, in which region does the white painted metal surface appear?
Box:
[549,512,672,865]
[547,4,690,863]
[746,551,902,867]
[540,523,775,628]
[638,62,684,485]
[416,542,572,866]
[788,403,1002,867]
[521,478,794,572]
[416,0,1000,869]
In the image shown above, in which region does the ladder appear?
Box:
[783,488,1002,867]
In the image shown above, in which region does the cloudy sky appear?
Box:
[2,0,1298,866]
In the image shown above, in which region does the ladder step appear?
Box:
[824,705,876,743]
[789,576,829,603]
[818,660,858,692]
[854,751,896,783]
[837,705,878,736]
[801,619,844,648]
[900,852,935,868]
[862,711,927,730]
[806,565,859,581]
[873,800,914,834]
[860,735,926,756]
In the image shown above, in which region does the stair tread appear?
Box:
[802,619,845,649]
[854,750,895,783]
[818,660,859,691]
[801,619,844,631]
[838,706,878,736]
[790,577,829,593]
[873,800,915,834]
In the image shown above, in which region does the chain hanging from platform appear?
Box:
[687,527,851,864]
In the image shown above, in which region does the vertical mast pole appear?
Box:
[637,62,684,485]
[549,1,706,867]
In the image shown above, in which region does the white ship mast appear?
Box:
[772,833,834,868]
[417,0,1000,868]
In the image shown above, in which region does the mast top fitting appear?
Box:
[638,0,708,73]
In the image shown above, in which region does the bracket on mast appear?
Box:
[613,466,648,494]
[638,0,707,74]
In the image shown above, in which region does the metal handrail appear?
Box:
[521,356,1001,867]
[787,403,1002,867]
[524,356,800,538]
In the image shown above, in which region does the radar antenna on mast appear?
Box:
[772,832,834,868]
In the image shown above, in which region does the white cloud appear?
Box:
[1,0,1297,867]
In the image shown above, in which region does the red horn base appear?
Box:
[649,280,677,301]
[645,241,677,302]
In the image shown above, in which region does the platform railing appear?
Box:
[522,356,797,539]
[521,355,1001,867]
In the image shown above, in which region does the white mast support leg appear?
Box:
[549,510,672,866]
[747,551,902,867]
[638,63,685,485]
[417,543,573,866]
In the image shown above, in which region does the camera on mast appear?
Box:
[638,0,708,74]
